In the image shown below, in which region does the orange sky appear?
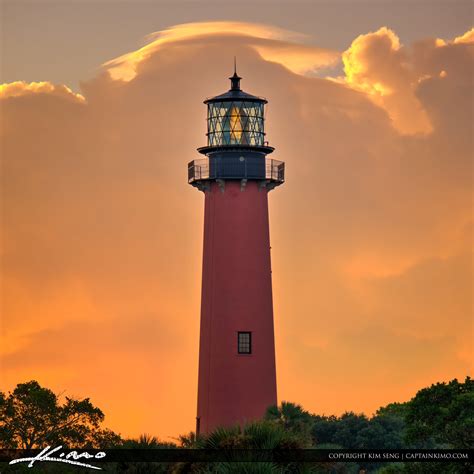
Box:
[1,19,473,441]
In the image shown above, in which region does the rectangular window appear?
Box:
[238,331,252,354]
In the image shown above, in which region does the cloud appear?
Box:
[1,22,472,437]
[453,27,474,44]
[341,26,474,136]
[342,27,432,134]
[102,21,339,81]
[0,81,85,101]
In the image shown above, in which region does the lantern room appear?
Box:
[206,98,265,147]
[199,69,271,153]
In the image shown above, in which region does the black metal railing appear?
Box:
[188,160,210,182]
[266,159,285,182]
[188,157,284,184]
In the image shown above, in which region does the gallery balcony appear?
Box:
[188,156,285,190]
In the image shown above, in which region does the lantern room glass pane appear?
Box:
[207,101,265,146]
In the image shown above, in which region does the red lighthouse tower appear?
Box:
[188,66,285,435]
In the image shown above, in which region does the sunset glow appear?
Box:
[1,5,472,442]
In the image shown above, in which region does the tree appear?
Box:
[0,380,121,449]
[376,402,409,419]
[355,403,408,450]
[175,431,198,448]
[195,420,310,450]
[310,415,339,446]
[173,420,314,473]
[121,433,176,449]
[114,434,176,474]
[404,376,474,448]
[330,412,370,449]
[265,401,314,442]
[356,412,405,449]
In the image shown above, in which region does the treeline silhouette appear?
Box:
[1,377,472,473]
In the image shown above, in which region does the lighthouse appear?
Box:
[188,65,285,435]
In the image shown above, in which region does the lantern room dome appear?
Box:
[204,88,267,104]
[204,70,267,104]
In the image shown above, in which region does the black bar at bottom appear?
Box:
[1,448,472,465]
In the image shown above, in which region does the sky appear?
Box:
[1,0,473,441]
